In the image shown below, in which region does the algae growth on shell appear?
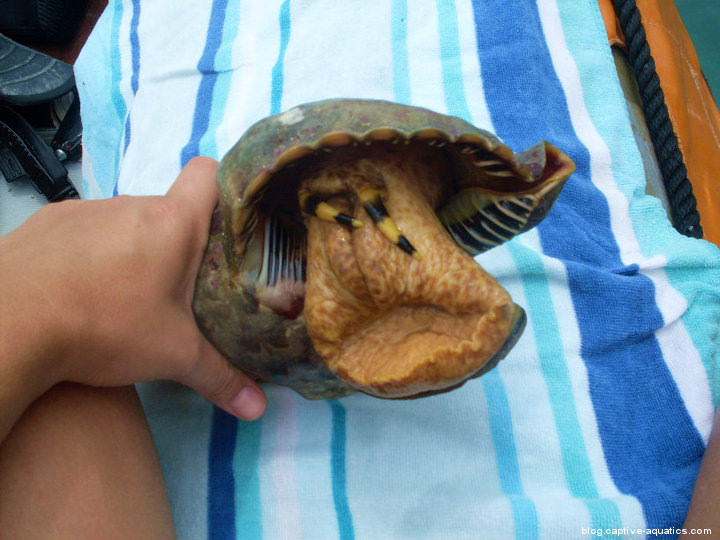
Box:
[192,99,575,399]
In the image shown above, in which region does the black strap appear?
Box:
[612,0,702,239]
[0,103,78,201]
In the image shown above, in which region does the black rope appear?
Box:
[612,0,703,239]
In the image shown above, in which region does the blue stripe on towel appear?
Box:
[329,400,355,540]
[471,0,703,533]
[180,0,227,167]
[203,0,242,159]
[208,408,238,540]
[123,0,140,153]
[270,0,291,115]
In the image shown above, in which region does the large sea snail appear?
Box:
[192,99,575,399]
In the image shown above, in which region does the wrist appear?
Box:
[0,238,69,440]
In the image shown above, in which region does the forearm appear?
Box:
[0,383,176,539]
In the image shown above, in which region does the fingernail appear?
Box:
[229,386,266,420]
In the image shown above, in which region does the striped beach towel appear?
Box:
[74,1,720,539]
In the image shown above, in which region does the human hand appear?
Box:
[0,157,266,423]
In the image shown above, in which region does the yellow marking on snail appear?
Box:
[356,187,421,259]
[299,190,363,228]
[297,184,420,259]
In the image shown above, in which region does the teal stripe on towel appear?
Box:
[329,400,355,540]
[113,0,140,196]
[108,0,126,124]
[234,419,264,540]
[508,241,623,530]
[270,0,291,115]
[108,0,126,189]
[391,0,410,105]
[436,0,471,120]
[482,371,539,540]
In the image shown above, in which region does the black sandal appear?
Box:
[0,33,75,107]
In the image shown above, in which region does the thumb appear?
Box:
[177,334,267,421]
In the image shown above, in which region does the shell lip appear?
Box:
[536,141,576,184]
